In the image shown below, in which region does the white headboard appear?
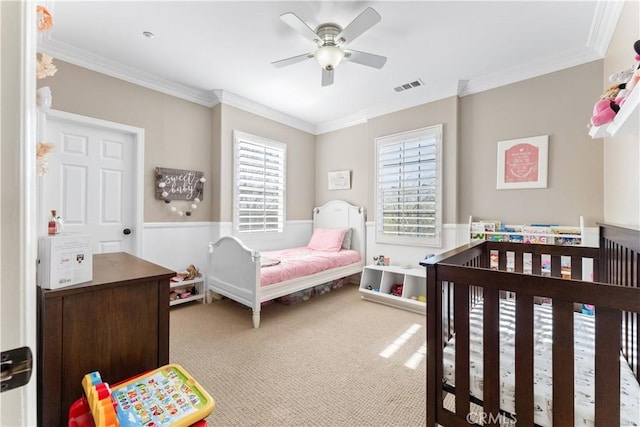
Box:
[313,200,366,259]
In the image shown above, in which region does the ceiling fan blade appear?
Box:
[335,7,381,45]
[280,12,321,45]
[343,49,387,69]
[271,53,314,68]
[321,68,334,87]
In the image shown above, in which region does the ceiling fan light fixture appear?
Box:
[276,8,384,85]
[315,46,344,70]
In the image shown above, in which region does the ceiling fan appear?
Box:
[272,7,387,87]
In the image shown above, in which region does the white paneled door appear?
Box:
[39,111,143,255]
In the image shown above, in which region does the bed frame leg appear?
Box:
[252,311,260,328]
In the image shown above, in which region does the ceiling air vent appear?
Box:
[394,79,424,92]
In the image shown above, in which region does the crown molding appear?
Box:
[586,0,624,56]
[316,1,621,133]
[460,47,602,97]
[38,38,218,107]
[315,114,368,135]
[36,1,621,136]
[212,90,315,134]
[38,37,317,134]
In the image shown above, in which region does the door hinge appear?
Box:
[1,346,33,392]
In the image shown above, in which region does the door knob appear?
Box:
[123,228,132,235]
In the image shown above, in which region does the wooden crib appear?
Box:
[422,223,639,426]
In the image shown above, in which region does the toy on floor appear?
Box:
[70,364,215,427]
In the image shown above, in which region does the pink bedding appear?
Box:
[259,247,361,287]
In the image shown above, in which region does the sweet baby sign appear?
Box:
[155,167,205,201]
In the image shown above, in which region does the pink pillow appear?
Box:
[307,228,347,252]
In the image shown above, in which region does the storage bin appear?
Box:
[279,288,313,305]
[331,277,347,289]
[313,282,332,295]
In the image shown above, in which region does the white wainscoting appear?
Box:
[365,223,599,268]
[142,220,314,276]
[215,220,313,252]
[365,222,466,268]
[142,221,600,277]
[142,222,214,274]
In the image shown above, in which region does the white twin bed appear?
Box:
[207,200,366,328]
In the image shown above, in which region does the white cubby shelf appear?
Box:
[359,265,426,315]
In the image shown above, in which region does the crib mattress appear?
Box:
[259,247,361,287]
[442,299,640,426]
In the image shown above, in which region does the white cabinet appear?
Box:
[170,273,205,306]
[359,265,426,315]
[589,83,639,138]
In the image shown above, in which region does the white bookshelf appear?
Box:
[469,216,584,245]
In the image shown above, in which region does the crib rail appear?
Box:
[423,223,640,426]
[600,223,640,382]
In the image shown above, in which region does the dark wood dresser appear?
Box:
[37,252,174,426]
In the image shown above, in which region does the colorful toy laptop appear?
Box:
[70,364,215,427]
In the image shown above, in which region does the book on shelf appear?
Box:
[470,219,582,245]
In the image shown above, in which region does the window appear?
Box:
[233,131,286,234]
[376,125,442,246]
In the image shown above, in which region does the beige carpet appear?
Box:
[169,284,426,426]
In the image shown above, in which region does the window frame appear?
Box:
[233,130,286,237]
[375,124,443,247]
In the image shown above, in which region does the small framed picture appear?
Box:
[496,135,548,190]
[328,170,351,190]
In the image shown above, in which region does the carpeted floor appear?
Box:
[169,283,426,426]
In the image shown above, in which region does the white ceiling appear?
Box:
[38,1,622,134]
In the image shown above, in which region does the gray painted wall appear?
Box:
[315,124,369,215]
[218,104,316,222]
[40,62,317,223]
[42,18,636,232]
[316,62,605,229]
[368,97,459,225]
[40,60,213,223]
[315,97,459,224]
[458,61,604,226]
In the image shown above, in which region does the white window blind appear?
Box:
[234,131,286,234]
[376,125,442,246]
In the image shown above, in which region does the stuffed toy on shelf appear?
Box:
[590,39,640,128]
[590,84,622,127]
[619,39,640,107]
